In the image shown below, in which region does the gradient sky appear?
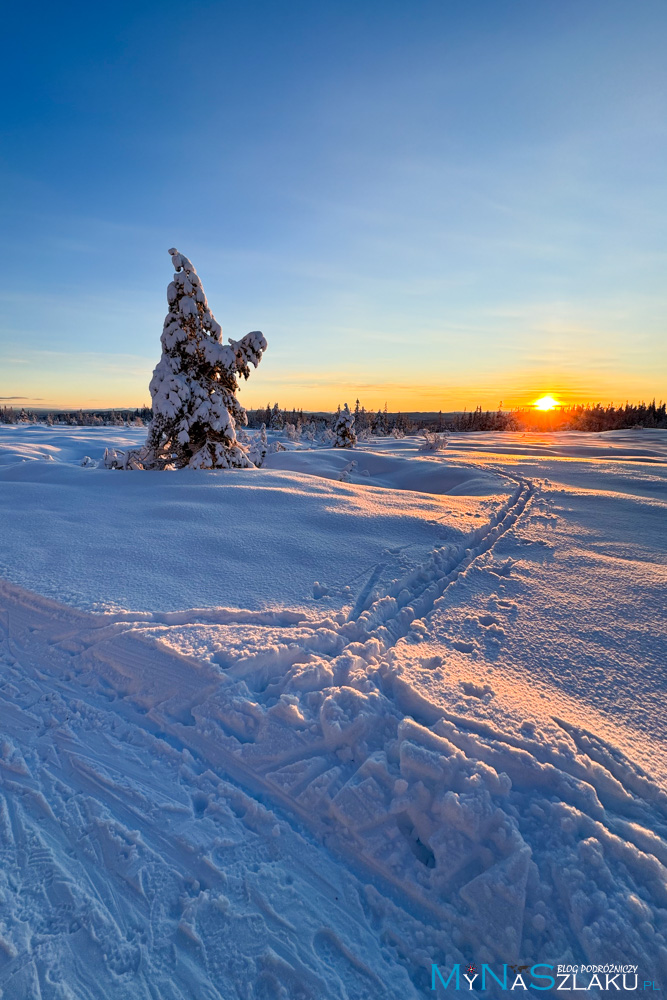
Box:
[1,0,666,411]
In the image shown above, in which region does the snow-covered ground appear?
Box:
[0,424,665,997]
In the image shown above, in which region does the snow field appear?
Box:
[0,425,511,614]
[0,425,666,997]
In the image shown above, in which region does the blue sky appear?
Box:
[1,0,665,410]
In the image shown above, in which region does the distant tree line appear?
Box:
[245,400,417,438]
[2,399,664,434]
[0,406,152,426]
[503,400,667,433]
[246,399,666,436]
[433,400,666,432]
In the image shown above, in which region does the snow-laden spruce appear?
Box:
[247,423,268,468]
[106,249,267,470]
[333,403,356,448]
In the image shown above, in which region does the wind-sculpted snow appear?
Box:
[0,426,666,997]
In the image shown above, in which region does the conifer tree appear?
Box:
[333,402,357,448]
[108,249,267,470]
[270,403,283,430]
[247,423,268,468]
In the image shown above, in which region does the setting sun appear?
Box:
[534,395,560,411]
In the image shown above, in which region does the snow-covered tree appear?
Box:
[333,403,356,448]
[270,403,283,431]
[107,249,267,470]
[372,408,384,435]
[247,423,268,468]
[302,420,316,442]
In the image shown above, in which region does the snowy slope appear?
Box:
[0,426,510,614]
[0,426,666,998]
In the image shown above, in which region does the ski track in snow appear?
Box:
[1,429,667,997]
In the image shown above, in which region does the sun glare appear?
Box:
[534,395,560,411]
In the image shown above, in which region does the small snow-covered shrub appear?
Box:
[419,430,448,451]
[338,459,357,482]
[103,447,145,470]
[333,403,357,448]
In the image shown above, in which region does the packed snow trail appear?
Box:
[1,573,666,996]
[0,584,422,999]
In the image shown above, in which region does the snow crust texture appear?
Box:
[0,427,666,997]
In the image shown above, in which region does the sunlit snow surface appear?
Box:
[0,425,666,998]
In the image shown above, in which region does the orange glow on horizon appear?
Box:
[533,395,560,411]
[9,375,662,415]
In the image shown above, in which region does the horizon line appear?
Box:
[3,398,665,415]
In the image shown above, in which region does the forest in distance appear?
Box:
[2,397,666,434]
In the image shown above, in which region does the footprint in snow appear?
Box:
[451,639,476,654]
[460,680,494,699]
[477,613,505,641]
[420,655,443,669]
